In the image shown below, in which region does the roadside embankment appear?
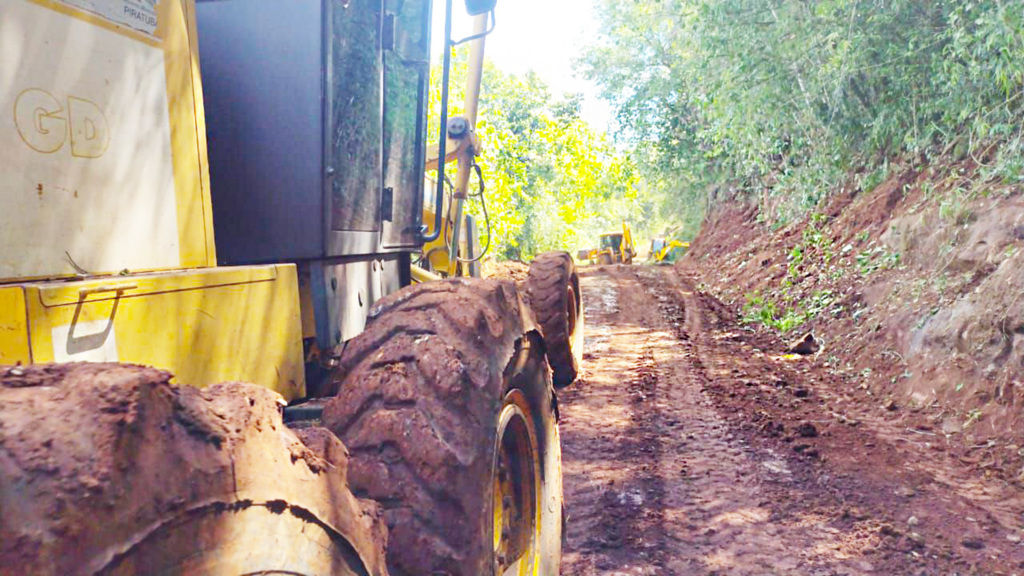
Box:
[682,155,1024,484]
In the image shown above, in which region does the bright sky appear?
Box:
[430,0,614,132]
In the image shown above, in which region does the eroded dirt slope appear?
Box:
[683,163,1024,483]
[560,264,1024,575]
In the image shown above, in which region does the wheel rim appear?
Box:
[565,284,578,339]
[492,389,541,575]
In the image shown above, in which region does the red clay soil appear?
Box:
[0,363,387,576]
[560,265,1024,575]
[682,157,1024,488]
[482,258,531,284]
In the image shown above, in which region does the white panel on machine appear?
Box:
[52,319,119,362]
[0,0,179,279]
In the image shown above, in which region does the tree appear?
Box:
[580,0,1024,225]
[428,49,651,259]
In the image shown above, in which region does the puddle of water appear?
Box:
[760,449,793,478]
[584,275,619,316]
[583,275,619,354]
[617,489,645,507]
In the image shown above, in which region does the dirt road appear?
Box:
[559,265,1024,575]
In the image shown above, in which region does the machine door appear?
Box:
[325,0,384,255]
[381,0,431,248]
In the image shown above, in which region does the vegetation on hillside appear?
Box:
[580,0,1024,225]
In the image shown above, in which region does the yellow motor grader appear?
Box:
[0,0,584,574]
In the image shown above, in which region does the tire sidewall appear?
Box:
[505,332,562,575]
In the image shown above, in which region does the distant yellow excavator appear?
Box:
[578,222,636,265]
[649,238,690,263]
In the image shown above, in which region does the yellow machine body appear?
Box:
[417,179,478,279]
[1,0,305,400]
[580,222,636,265]
[0,266,305,399]
[650,239,689,263]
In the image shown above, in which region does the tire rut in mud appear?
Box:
[583,344,668,570]
[560,267,681,574]
[648,266,1024,574]
[566,265,1017,575]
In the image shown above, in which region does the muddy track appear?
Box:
[560,265,1024,575]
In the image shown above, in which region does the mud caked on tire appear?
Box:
[526,251,584,388]
[598,252,613,266]
[322,278,563,576]
[0,364,388,576]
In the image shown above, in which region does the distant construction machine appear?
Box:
[650,237,690,263]
[578,222,637,265]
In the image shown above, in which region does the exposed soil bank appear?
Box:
[682,162,1024,487]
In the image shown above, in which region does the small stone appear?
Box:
[941,417,962,434]
[788,332,820,355]
[794,388,810,398]
[879,524,901,537]
[795,422,819,438]
[907,516,920,526]
[895,486,917,498]
[1007,533,1021,543]
[962,538,985,550]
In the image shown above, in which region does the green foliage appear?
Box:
[964,408,984,428]
[856,243,901,275]
[581,0,1024,224]
[938,187,975,225]
[743,294,805,333]
[742,289,836,334]
[428,51,653,260]
[785,215,835,280]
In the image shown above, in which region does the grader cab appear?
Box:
[0,0,583,573]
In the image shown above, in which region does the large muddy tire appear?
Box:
[321,278,563,576]
[598,252,613,265]
[0,364,387,576]
[526,251,584,388]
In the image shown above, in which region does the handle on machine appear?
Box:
[79,283,138,298]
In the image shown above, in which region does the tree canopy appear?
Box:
[430,1,1024,259]
[429,51,664,260]
[580,0,1024,224]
